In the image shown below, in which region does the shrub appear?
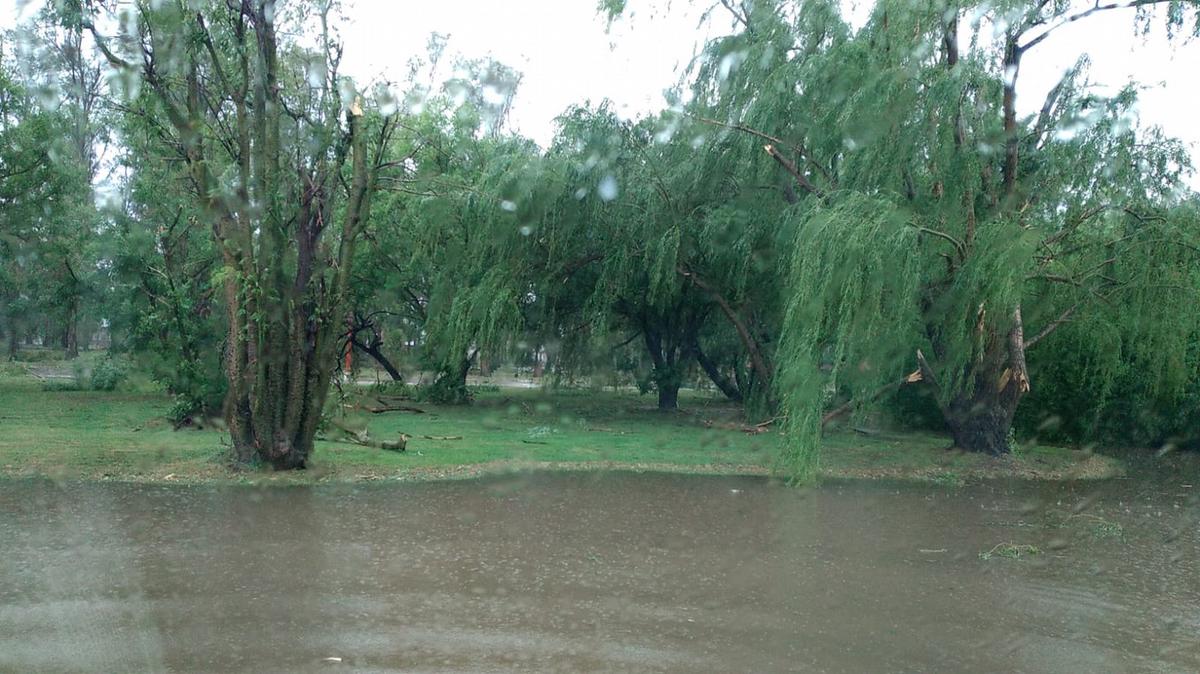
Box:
[90,356,128,391]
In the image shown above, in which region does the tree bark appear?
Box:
[657,381,681,410]
[356,340,404,381]
[940,309,1030,455]
[642,323,684,410]
[2,316,16,360]
[63,300,79,360]
[692,338,743,402]
[945,389,1021,455]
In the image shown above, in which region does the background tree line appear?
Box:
[1,0,1197,477]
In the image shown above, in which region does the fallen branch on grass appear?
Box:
[363,401,426,414]
[326,419,408,452]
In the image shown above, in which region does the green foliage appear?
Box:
[107,131,227,422]
[658,0,1200,473]
[89,355,128,392]
[3,0,1197,478]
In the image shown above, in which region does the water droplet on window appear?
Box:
[718,50,748,82]
[598,175,618,201]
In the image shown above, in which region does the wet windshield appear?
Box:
[1,1,1198,671]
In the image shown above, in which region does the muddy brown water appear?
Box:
[1,467,1197,673]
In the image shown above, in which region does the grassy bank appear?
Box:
[0,370,1119,485]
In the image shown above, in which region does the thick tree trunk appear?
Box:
[657,381,680,410]
[223,297,333,471]
[443,356,472,393]
[945,388,1022,455]
[935,308,1031,455]
[643,326,685,411]
[426,352,475,404]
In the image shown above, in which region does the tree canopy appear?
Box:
[3,0,1197,477]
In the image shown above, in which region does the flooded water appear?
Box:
[1,469,1197,673]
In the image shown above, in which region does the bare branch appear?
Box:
[913,225,967,258]
[764,144,824,198]
[1020,0,1178,52]
[1024,301,1082,349]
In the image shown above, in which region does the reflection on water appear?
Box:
[1,469,1197,672]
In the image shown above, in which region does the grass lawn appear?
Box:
[0,368,1119,485]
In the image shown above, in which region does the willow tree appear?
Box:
[671,0,1200,476]
[353,55,538,402]
[80,0,397,469]
[535,105,711,409]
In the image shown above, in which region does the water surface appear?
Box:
[1,469,1197,672]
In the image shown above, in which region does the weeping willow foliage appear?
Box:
[540,106,698,385]
[776,193,925,477]
[358,74,550,401]
[1028,203,1200,442]
[535,100,799,408]
[649,0,1200,478]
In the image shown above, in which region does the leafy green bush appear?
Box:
[89,356,128,391]
[166,379,227,427]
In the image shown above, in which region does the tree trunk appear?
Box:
[221,278,337,471]
[444,357,470,393]
[945,387,1022,455]
[3,321,15,360]
[936,308,1030,455]
[63,302,79,360]
[692,339,742,402]
[427,352,475,404]
[643,325,684,411]
[354,339,404,381]
[657,378,681,410]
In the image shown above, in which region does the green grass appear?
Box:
[0,372,1120,485]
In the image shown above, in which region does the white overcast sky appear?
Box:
[5,0,1198,179]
